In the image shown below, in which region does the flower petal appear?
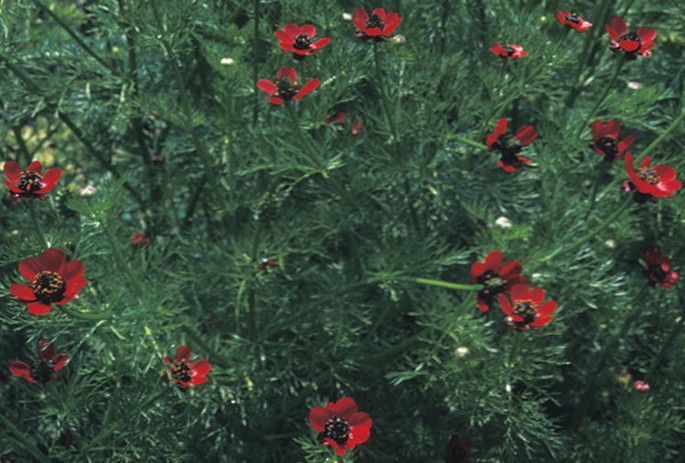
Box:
[637,27,656,44]
[328,397,358,419]
[292,79,320,100]
[19,257,42,280]
[515,125,537,145]
[28,301,52,315]
[257,79,278,96]
[3,161,23,181]
[309,406,332,431]
[36,167,61,194]
[9,361,37,383]
[175,345,191,362]
[190,359,211,376]
[276,66,297,84]
[64,260,85,280]
[39,248,66,273]
[9,283,36,301]
[301,24,316,38]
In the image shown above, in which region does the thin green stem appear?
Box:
[253,0,261,124]
[399,276,483,292]
[28,201,48,247]
[31,0,121,76]
[101,219,145,298]
[583,161,612,220]
[573,304,641,429]
[578,56,626,136]
[60,305,112,321]
[286,105,320,166]
[455,137,488,151]
[0,52,145,207]
[0,413,51,463]
[546,198,632,262]
[638,108,685,161]
[181,326,232,368]
[372,42,399,143]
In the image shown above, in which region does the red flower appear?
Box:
[275,23,331,59]
[352,8,402,41]
[556,11,592,32]
[9,340,68,384]
[633,380,650,392]
[471,251,528,312]
[445,434,472,463]
[490,43,527,60]
[256,257,278,270]
[324,111,364,136]
[606,17,656,58]
[131,232,152,249]
[485,118,537,172]
[257,67,320,105]
[642,248,679,288]
[9,248,87,316]
[590,119,636,162]
[308,397,372,456]
[498,284,557,330]
[624,152,681,200]
[163,345,211,388]
[3,160,62,199]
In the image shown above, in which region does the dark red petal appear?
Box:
[604,119,620,138]
[19,257,43,280]
[293,79,320,100]
[624,152,639,183]
[609,17,627,39]
[284,23,300,36]
[637,27,656,44]
[28,301,52,315]
[175,345,191,362]
[311,37,331,50]
[498,293,513,315]
[27,161,43,174]
[531,316,553,327]
[267,97,285,105]
[370,8,387,20]
[483,251,504,272]
[53,353,69,371]
[590,120,604,140]
[508,284,530,300]
[490,43,506,56]
[364,28,384,37]
[328,397,358,419]
[3,160,23,181]
[383,13,402,35]
[538,300,558,316]
[497,159,516,172]
[63,278,87,298]
[9,283,35,301]
[529,287,545,304]
[644,248,660,264]
[190,375,208,385]
[486,118,508,148]
[500,261,522,279]
[35,168,61,194]
[515,125,537,146]
[190,359,211,376]
[277,66,297,83]
[39,248,66,273]
[309,406,332,431]
[654,164,676,182]
[257,79,278,96]
[301,24,316,38]
[619,39,640,53]
[64,260,85,280]
[322,438,348,455]
[555,11,569,24]
[352,9,368,32]
[5,179,23,193]
[618,134,636,152]
[9,361,36,383]
[470,262,487,281]
[274,29,292,43]
[476,295,489,312]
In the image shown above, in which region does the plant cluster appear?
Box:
[1,1,684,462]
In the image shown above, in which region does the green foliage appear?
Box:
[1,0,685,462]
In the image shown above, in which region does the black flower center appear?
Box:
[32,271,66,304]
[277,77,300,102]
[17,172,43,192]
[322,416,351,446]
[564,14,581,24]
[596,137,618,160]
[170,362,192,383]
[619,30,640,43]
[512,301,537,325]
[478,271,506,296]
[366,14,385,30]
[30,359,55,384]
[637,167,659,185]
[647,264,667,281]
[493,134,523,158]
[293,34,312,50]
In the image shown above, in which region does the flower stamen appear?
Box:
[32,271,66,304]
